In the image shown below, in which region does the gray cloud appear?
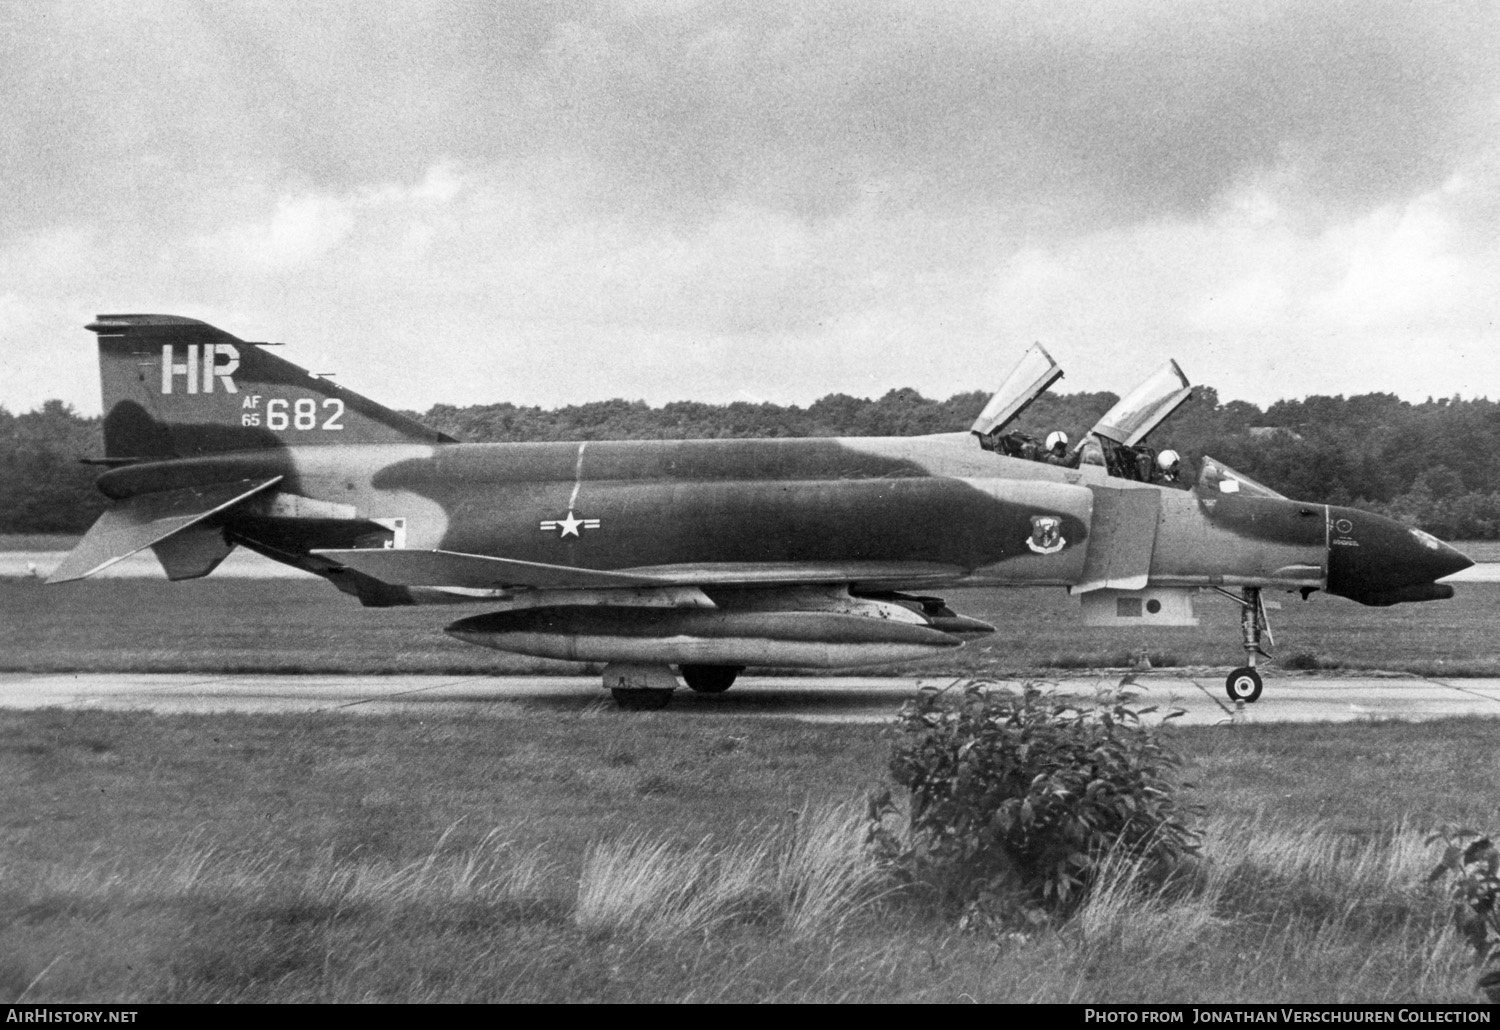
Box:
[3,1,1498,416]
[5,1,1496,238]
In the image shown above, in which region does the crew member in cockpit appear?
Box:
[1078,436,1105,467]
[1152,449,1182,485]
[1043,431,1081,468]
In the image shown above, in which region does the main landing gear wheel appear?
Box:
[680,664,742,693]
[602,662,677,712]
[1225,667,1263,703]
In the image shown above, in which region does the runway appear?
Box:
[5,670,1500,725]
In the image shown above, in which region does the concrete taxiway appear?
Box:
[4,671,1500,725]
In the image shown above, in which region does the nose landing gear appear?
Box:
[1225,665,1263,703]
[1214,586,1274,703]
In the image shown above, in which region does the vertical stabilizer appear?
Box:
[91,314,456,459]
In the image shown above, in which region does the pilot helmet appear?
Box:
[1157,449,1181,470]
[1045,431,1069,451]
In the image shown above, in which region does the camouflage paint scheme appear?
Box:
[52,316,1473,679]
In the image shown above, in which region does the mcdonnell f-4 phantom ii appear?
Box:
[51,315,1473,709]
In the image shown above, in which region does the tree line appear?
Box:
[6,387,1500,538]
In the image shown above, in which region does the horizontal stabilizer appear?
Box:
[48,477,283,583]
[311,548,670,590]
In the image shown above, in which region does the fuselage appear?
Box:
[92,432,1472,603]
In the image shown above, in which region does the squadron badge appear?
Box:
[1027,515,1065,555]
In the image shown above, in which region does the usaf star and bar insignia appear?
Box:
[539,510,601,538]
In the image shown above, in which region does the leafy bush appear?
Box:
[872,683,1201,927]
[1427,828,1500,1003]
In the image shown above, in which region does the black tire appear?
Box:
[1225,667,1263,703]
[680,664,742,693]
[611,687,674,711]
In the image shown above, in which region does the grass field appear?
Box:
[4,573,1498,677]
[0,534,86,551]
[1455,540,1500,562]
[3,706,1497,1003]
[6,548,1500,1002]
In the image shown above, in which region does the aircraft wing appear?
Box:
[311,548,671,590]
[48,477,284,583]
[615,561,967,589]
[311,550,967,592]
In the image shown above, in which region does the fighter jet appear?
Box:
[50,315,1473,709]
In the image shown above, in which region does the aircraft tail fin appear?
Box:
[90,314,457,460]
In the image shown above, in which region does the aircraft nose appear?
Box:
[1407,529,1474,580]
[1425,535,1477,581]
[1326,507,1473,605]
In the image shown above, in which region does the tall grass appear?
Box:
[36,803,887,946]
[777,802,884,936]
[36,827,556,916]
[574,800,885,940]
[1072,843,1226,962]
[6,807,1488,1002]
[1059,813,1474,1003]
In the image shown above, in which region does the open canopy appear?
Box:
[1084,359,1193,447]
[969,343,1065,437]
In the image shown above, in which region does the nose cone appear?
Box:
[1428,535,1477,580]
[1326,507,1474,606]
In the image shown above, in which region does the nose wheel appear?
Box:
[1213,586,1273,703]
[1225,666,1263,703]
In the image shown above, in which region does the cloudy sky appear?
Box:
[3,0,1498,418]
